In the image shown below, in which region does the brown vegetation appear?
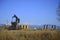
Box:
[0,27,60,40]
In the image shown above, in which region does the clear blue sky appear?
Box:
[0,0,60,25]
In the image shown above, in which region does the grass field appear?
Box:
[0,28,60,40]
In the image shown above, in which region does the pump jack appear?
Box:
[9,14,20,30]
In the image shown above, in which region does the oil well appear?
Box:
[9,14,28,30]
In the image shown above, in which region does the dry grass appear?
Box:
[0,30,60,40]
[0,28,60,40]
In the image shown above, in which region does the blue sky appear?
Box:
[0,0,60,25]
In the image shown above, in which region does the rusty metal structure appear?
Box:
[43,25,48,30]
[43,24,56,30]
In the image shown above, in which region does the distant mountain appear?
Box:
[28,25,43,29]
[57,26,60,29]
[0,24,6,26]
[28,25,60,29]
